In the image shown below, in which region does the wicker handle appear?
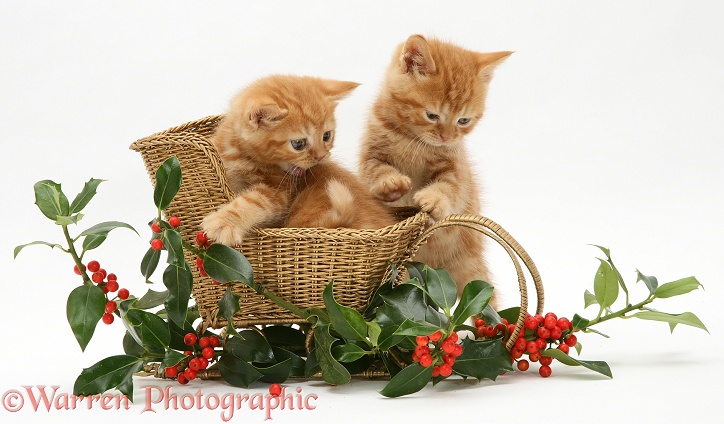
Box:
[410,214,544,350]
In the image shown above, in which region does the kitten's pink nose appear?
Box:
[314,152,327,161]
[440,134,451,142]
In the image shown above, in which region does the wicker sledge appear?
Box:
[130,115,544,352]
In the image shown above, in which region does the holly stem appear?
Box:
[62,224,92,285]
[586,294,655,327]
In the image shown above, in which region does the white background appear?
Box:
[1,1,722,423]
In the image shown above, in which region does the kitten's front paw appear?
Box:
[371,172,412,202]
[413,187,453,221]
[200,209,248,246]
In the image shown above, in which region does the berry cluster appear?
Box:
[73,259,130,325]
[475,313,578,378]
[150,216,181,251]
[412,330,463,377]
[164,332,221,385]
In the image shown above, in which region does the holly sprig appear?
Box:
[15,156,708,400]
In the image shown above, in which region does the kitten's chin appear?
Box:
[282,164,307,177]
[421,135,460,148]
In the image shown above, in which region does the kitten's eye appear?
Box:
[322,131,332,142]
[290,139,307,151]
[425,111,440,121]
[457,118,471,126]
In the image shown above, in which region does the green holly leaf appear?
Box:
[323,282,369,344]
[379,363,432,398]
[168,317,196,352]
[377,284,427,327]
[154,156,182,211]
[203,243,254,286]
[227,331,275,363]
[13,240,64,259]
[34,180,69,221]
[393,319,441,337]
[122,331,146,357]
[594,259,619,312]
[218,286,241,323]
[332,343,368,362]
[123,309,170,352]
[542,348,612,378]
[313,322,351,385]
[653,277,703,299]
[262,325,307,352]
[162,262,193,328]
[271,346,306,377]
[66,284,106,351]
[140,246,161,281]
[161,349,188,368]
[452,338,513,381]
[631,311,709,333]
[451,280,494,326]
[636,270,659,295]
[73,355,144,401]
[69,178,105,214]
[218,349,264,388]
[162,230,185,267]
[584,289,598,309]
[80,221,138,252]
[134,288,168,310]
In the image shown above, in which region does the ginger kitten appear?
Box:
[202,75,393,246]
[359,35,512,296]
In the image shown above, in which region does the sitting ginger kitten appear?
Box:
[359,35,512,296]
[202,75,395,246]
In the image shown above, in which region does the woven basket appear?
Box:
[130,116,544,346]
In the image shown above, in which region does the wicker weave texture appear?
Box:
[130,116,428,328]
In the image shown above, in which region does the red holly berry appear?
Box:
[105,301,117,313]
[534,314,545,325]
[106,280,119,292]
[443,353,456,366]
[98,269,107,279]
[169,216,181,228]
[199,337,211,349]
[165,366,178,378]
[183,333,197,346]
[151,221,162,233]
[475,327,486,339]
[107,273,117,282]
[118,288,130,300]
[87,260,100,273]
[447,332,459,343]
[202,347,215,360]
[482,325,496,338]
[544,315,557,330]
[537,327,551,339]
[177,373,188,385]
[514,337,527,351]
[550,326,563,340]
[525,315,538,330]
[536,338,547,350]
[184,350,193,356]
[558,344,570,354]
[209,336,220,347]
[183,368,197,381]
[511,348,524,360]
[411,353,420,363]
[529,351,541,362]
[414,345,430,358]
[540,355,553,366]
[439,363,453,377]
[196,231,209,246]
[557,317,571,331]
[474,318,486,328]
[517,360,530,371]
[419,354,433,368]
[74,264,86,275]
[428,331,442,343]
[188,358,201,371]
[269,383,282,397]
[198,358,209,370]
[452,343,463,357]
[92,272,104,284]
[441,339,456,354]
[539,365,552,378]
[196,257,208,277]
[432,366,440,377]
[526,341,539,354]
[151,239,163,251]
[102,313,114,325]
[565,334,578,347]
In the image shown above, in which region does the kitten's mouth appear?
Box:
[285,165,307,177]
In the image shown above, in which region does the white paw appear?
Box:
[200,209,248,246]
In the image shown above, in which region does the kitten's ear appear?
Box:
[477,51,513,80]
[248,104,288,128]
[400,34,437,75]
[319,79,361,102]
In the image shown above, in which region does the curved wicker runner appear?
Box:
[130,116,544,354]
